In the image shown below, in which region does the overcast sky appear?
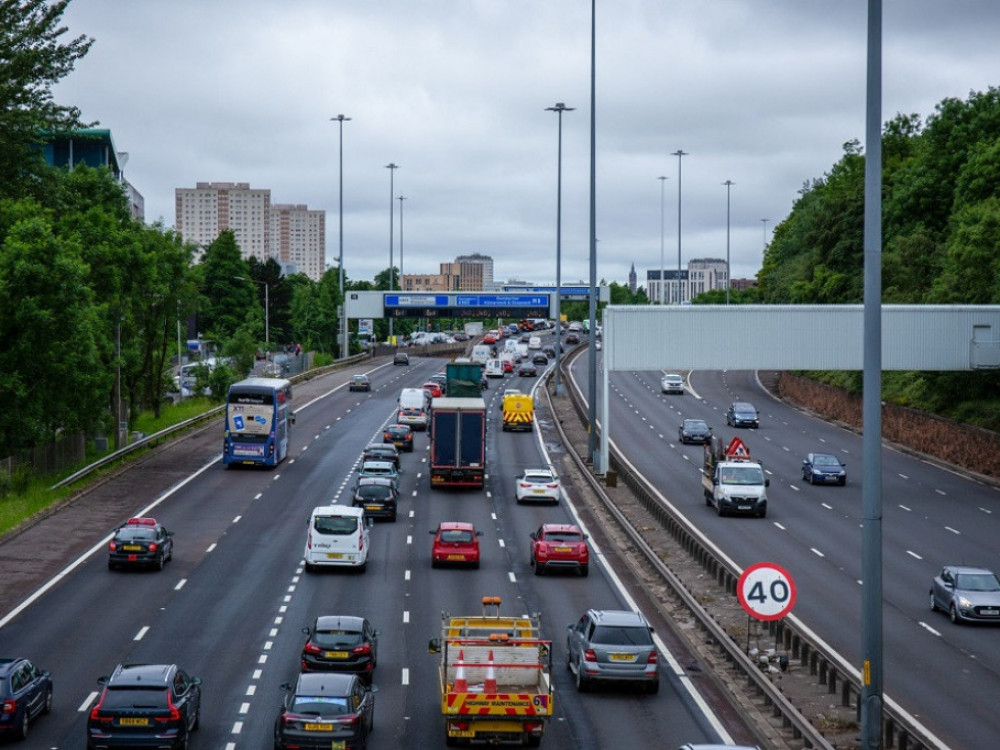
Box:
[54,1,1000,288]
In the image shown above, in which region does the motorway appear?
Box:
[0,348,757,749]
[571,352,1000,750]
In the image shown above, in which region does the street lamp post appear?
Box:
[658,175,668,304]
[672,150,688,304]
[547,102,574,397]
[761,218,770,251]
[398,195,406,287]
[587,0,598,464]
[723,180,734,304]
[386,163,398,341]
[331,114,350,360]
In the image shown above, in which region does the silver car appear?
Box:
[566,610,658,693]
[930,565,1000,624]
[661,373,685,394]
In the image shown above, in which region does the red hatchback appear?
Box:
[430,522,483,568]
[422,381,443,399]
[529,523,590,577]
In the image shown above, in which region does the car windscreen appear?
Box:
[956,573,1000,591]
[813,455,839,466]
[313,629,364,648]
[684,420,707,430]
[291,695,351,715]
[313,516,359,535]
[720,466,765,485]
[102,686,169,709]
[440,530,474,543]
[591,625,653,646]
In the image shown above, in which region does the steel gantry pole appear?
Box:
[672,150,688,304]
[723,180,734,304]
[658,175,668,304]
[397,195,406,284]
[332,114,350,360]
[385,163,398,341]
[547,102,574,397]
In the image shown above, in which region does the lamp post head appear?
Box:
[331,114,351,123]
[386,162,398,170]
[546,102,575,113]
[672,149,688,158]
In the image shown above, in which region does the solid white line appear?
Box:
[0,455,220,630]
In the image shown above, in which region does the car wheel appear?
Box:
[534,562,544,576]
[646,679,660,695]
[950,604,961,624]
[473,561,480,570]
[156,554,165,571]
[580,564,589,577]
[716,503,726,517]
[304,561,315,573]
[575,661,590,692]
[108,560,116,571]
[14,708,28,740]
[167,545,173,562]
[929,592,938,612]
[839,477,846,486]
[43,685,53,714]
[758,507,767,519]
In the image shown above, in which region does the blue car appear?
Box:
[0,658,52,741]
[801,453,846,485]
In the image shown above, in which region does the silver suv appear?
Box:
[566,609,658,693]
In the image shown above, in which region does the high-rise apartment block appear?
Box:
[175,182,326,280]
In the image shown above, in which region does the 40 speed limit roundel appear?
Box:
[737,561,797,621]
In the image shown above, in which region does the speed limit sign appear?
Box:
[737,562,797,621]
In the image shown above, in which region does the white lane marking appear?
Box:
[980,507,993,514]
[907,550,923,560]
[790,484,800,492]
[233,515,242,523]
[239,702,250,714]
[79,691,99,712]
[498,539,506,548]
[508,572,517,583]
[936,489,947,496]
[899,473,909,479]
[406,535,412,545]
[899,505,911,512]
[945,527,960,535]
[821,503,833,510]
[231,721,243,734]
[919,622,941,637]
[403,611,410,624]
[810,548,824,558]
[773,522,786,530]
[175,579,187,591]
[405,569,411,581]
[246,685,256,696]
[402,668,410,685]
[134,626,149,641]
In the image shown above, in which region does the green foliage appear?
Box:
[208,363,241,403]
[0,0,94,201]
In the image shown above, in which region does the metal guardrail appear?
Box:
[549,346,947,750]
[51,353,372,491]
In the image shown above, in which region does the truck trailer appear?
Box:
[430,397,487,488]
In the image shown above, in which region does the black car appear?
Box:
[275,672,376,750]
[0,658,52,741]
[393,352,409,365]
[352,477,399,521]
[107,517,173,570]
[565,333,580,344]
[86,663,201,750]
[532,353,548,366]
[518,363,537,377]
[383,423,414,452]
[300,615,380,681]
[362,442,400,468]
[678,419,712,445]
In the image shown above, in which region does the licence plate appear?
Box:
[365,505,381,511]
[533,489,546,494]
[303,722,332,731]
[981,608,1000,616]
[554,546,572,552]
[608,653,637,662]
[118,717,150,726]
[737,505,751,510]
[452,731,476,738]
[122,545,143,552]
[447,554,466,561]
[324,651,349,659]
[326,553,344,559]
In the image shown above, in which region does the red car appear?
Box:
[502,359,514,373]
[430,522,482,568]
[422,381,443,399]
[482,333,497,344]
[529,523,589,577]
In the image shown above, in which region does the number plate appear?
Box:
[303,721,332,731]
[608,653,637,662]
[326,553,344,559]
[324,651,349,659]
[981,608,1000,616]
[737,505,751,510]
[447,554,466,561]
[117,716,150,726]
[366,505,381,511]
[554,546,572,552]
[452,731,476,738]
[532,489,546,494]
[122,545,143,552]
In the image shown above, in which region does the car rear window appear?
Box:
[314,516,359,535]
[357,485,392,500]
[292,695,350,715]
[544,532,582,543]
[102,686,169,709]
[116,528,156,541]
[440,530,474,543]
[313,629,363,647]
[525,474,553,484]
[592,625,653,646]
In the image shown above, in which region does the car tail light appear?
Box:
[163,692,182,722]
[108,541,117,551]
[523,721,544,734]
[546,483,558,489]
[583,649,597,662]
[647,651,658,665]
[352,643,372,656]
[303,642,322,655]
[148,542,158,552]
[448,721,471,732]
[2,699,17,715]
[89,692,110,722]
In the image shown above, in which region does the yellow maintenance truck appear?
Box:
[501,392,534,432]
[428,596,553,746]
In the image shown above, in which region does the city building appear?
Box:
[41,128,144,221]
[647,258,728,303]
[453,253,495,290]
[175,182,327,280]
[628,263,637,295]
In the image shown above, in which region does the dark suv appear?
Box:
[566,610,659,693]
[0,657,52,741]
[87,663,201,749]
[725,402,759,429]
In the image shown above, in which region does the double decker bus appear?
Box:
[222,377,294,467]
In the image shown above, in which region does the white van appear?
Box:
[304,505,370,572]
[398,387,429,430]
[471,344,492,364]
[485,359,504,378]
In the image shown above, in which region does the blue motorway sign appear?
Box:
[455,294,548,307]
[384,294,449,307]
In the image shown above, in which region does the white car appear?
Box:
[515,468,561,504]
[661,373,685,394]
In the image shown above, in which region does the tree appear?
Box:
[198,231,253,341]
[0,0,94,201]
